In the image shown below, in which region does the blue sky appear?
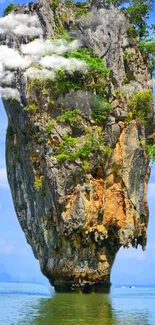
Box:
[0,0,155,285]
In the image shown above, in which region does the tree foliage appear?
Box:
[105,0,154,37]
[128,89,153,123]
[139,38,155,73]
[3,3,18,16]
[146,144,155,162]
[106,0,155,73]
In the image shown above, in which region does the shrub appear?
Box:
[76,141,92,159]
[50,47,109,99]
[139,38,155,56]
[123,49,135,60]
[76,1,87,7]
[56,152,70,162]
[53,69,83,98]
[64,0,74,6]
[27,79,51,96]
[3,3,17,16]
[81,160,89,171]
[45,120,55,135]
[128,89,153,121]
[75,7,89,18]
[146,144,155,163]
[66,48,110,77]
[104,146,112,158]
[59,134,78,150]
[34,176,43,192]
[24,103,39,112]
[50,0,60,12]
[139,38,155,74]
[56,132,106,164]
[57,109,82,124]
[91,98,112,122]
[59,48,110,97]
[123,76,129,84]
[127,25,138,44]
[53,27,74,41]
[56,139,91,162]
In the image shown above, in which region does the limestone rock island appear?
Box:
[1,0,155,292]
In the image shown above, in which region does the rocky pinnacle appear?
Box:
[1,0,155,292]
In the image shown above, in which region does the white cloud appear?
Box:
[21,38,81,57]
[0,13,42,37]
[0,46,32,69]
[0,167,9,189]
[14,25,41,37]
[2,71,15,85]
[40,55,87,74]
[24,67,56,81]
[0,64,15,85]
[0,87,20,100]
[0,41,86,85]
[0,15,87,92]
[0,62,3,73]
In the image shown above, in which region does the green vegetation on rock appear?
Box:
[146,144,155,163]
[34,176,43,192]
[45,120,55,135]
[57,109,82,124]
[75,6,89,18]
[91,98,112,122]
[50,0,60,12]
[139,38,155,56]
[53,27,74,41]
[3,3,17,16]
[66,48,110,77]
[139,38,155,73]
[55,131,111,168]
[123,49,135,60]
[26,48,111,127]
[106,0,154,38]
[127,25,138,45]
[51,48,110,105]
[53,69,83,98]
[59,134,78,149]
[128,89,153,123]
[24,103,39,113]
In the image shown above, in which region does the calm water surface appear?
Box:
[0,283,155,325]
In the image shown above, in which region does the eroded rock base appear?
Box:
[53,282,111,293]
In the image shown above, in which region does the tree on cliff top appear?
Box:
[104,0,155,37]
[3,3,18,17]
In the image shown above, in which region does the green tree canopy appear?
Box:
[105,0,155,37]
[3,3,18,17]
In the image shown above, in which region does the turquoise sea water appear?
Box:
[0,283,155,325]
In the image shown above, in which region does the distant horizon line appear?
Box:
[0,280,155,288]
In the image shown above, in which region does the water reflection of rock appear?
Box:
[29,293,117,325]
[27,291,151,325]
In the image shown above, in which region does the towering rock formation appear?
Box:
[1,0,155,292]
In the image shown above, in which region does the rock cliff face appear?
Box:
[1,0,155,292]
